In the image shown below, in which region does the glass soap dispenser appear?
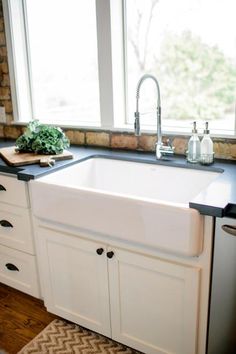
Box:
[187,121,200,163]
[200,122,214,165]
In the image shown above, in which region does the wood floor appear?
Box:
[0,282,57,354]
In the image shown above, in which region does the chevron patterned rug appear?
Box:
[17,318,141,354]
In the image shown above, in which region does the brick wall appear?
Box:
[0,0,235,160]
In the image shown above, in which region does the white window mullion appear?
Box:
[21,0,35,120]
[96,0,114,129]
[110,0,127,129]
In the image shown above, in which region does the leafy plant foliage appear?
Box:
[16,120,70,155]
[158,31,236,120]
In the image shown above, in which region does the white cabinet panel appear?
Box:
[0,203,34,253]
[0,173,40,298]
[0,175,29,207]
[109,248,200,354]
[38,227,111,337]
[0,244,40,297]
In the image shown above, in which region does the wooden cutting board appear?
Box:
[0,146,73,167]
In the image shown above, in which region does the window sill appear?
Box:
[9,120,236,140]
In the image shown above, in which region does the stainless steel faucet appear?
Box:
[134,74,174,159]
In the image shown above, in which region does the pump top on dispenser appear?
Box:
[187,121,200,163]
[200,122,214,165]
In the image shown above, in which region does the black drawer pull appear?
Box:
[0,220,13,228]
[0,184,6,191]
[107,251,114,259]
[96,248,104,255]
[5,263,19,271]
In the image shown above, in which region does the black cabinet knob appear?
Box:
[0,220,13,228]
[107,251,114,259]
[96,248,104,255]
[0,184,6,191]
[5,263,19,271]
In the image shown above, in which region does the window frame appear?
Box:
[122,0,236,139]
[3,0,115,129]
[2,0,33,121]
[2,0,236,139]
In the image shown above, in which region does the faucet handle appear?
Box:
[157,138,175,157]
[160,145,175,154]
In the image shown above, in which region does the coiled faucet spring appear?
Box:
[134,74,174,159]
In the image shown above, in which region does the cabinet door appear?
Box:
[38,227,111,337]
[0,175,29,207]
[0,243,40,297]
[108,248,200,354]
[0,203,34,253]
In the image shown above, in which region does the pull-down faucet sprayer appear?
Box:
[134,74,174,159]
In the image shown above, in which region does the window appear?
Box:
[4,0,101,126]
[3,0,236,136]
[124,0,236,136]
[26,0,100,126]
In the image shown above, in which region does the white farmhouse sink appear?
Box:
[30,158,221,256]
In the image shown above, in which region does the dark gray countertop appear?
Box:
[0,140,235,218]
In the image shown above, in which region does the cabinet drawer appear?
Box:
[0,175,29,207]
[0,203,34,254]
[0,244,40,298]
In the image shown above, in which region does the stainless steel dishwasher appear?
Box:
[207,216,236,354]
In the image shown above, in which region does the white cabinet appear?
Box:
[109,248,200,354]
[38,227,111,336]
[0,173,40,297]
[0,244,39,295]
[0,203,34,253]
[0,174,29,207]
[35,225,201,354]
